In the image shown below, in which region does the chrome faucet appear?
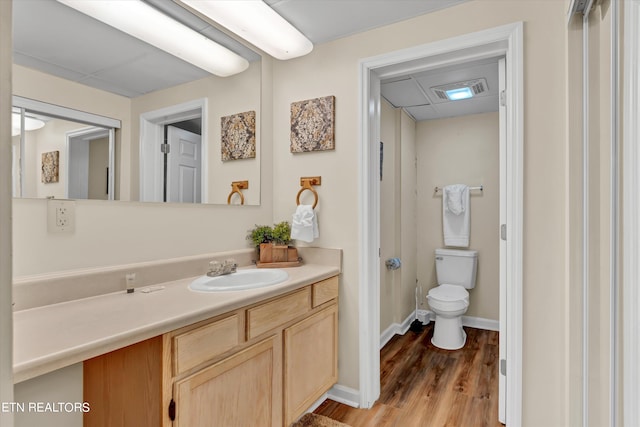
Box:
[207,259,237,277]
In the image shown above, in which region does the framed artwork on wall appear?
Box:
[41,150,59,183]
[290,95,335,153]
[221,110,256,161]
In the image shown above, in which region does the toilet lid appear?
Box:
[428,284,469,301]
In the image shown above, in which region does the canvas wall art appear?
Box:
[221,110,256,161]
[41,151,59,183]
[290,95,335,153]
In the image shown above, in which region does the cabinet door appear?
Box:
[84,336,163,427]
[173,334,282,427]
[284,304,338,425]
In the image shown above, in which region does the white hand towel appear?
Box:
[291,204,319,243]
[443,184,470,247]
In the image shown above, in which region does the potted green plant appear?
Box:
[247,222,297,265]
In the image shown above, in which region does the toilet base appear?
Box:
[431,314,467,350]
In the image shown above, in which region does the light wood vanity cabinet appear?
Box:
[83,275,339,427]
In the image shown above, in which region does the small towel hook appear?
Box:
[296,176,321,209]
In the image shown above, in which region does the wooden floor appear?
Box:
[314,324,503,427]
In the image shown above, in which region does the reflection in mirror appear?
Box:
[133,61,261,205]
[12,0,262,205]
[12,97,119,201]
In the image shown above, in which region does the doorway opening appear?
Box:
[66,126,114,200]
[139,98,207,203]
[358,23,523,426]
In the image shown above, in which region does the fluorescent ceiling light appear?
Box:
[56,0,249,77]
[445,87,474,101]
[181,0,313,60]
[12,113,45,136]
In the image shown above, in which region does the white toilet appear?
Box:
[427,248,478,350]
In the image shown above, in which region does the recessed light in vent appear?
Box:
[431,78,489,101]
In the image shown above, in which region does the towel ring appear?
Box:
[227,181,248,205]
[296,176,321,209]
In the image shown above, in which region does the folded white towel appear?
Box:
[291,204,319,243]
[443,184,470,247]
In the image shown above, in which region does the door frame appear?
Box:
[358,22,523,425]
[139,98,207,202]
[65,126,114,200]
[622,0,640,424]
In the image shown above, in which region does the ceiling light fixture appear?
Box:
[55,0,249,77]
[181,0,313,60]
[12,113,45,136]
[445,87,474,101]
[431,78,488,102]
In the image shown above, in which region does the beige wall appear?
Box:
[416,112,500,320]
[379,100,418,333]
[271,1,569,424]
[88,137,109,200]
[399,108,418,325]
[380,99,399,332]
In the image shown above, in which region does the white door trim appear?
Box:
[139,98,207,202]
[622,0,640,424]
[358,22,523,425]
[65,127,113,200]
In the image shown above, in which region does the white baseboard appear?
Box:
[462,315,499,331]
[298,383,360,421]
[380,310,498,349]
[326,384,360,408]
[380,310,428,349]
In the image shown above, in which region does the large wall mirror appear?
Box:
[12,0,262,205]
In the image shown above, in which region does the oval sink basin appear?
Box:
[189,269,289,292]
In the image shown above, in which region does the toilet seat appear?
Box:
[428,284,469,302]
[427,284,469,312]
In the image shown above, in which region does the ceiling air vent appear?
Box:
[431,78,488,101]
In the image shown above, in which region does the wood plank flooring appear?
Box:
[314,325,502,427]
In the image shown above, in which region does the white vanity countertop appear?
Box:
[13,263,339,383]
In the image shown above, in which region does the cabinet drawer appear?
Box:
[247,288,311,339]
[312,276,339,307]
[173,313,241,375]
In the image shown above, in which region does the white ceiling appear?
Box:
[11,0,496,120]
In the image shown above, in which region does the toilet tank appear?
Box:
[435,248,478,289]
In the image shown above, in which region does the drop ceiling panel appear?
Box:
[265,0,469,43]
[381,78,430,108]
[83,53,209,98]
[13,0,161,75]
[404,105,438,122]
[425,95,499,120]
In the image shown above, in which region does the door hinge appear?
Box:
[161,143,171,154]
[500,359,507,376]
[500,224,507,241]
[168,398,176,421]
[500,90,506,106]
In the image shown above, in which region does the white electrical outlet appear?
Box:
[47,200,75,233]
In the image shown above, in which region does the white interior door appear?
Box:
[166,126,201,203]
[498,56,507,424]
